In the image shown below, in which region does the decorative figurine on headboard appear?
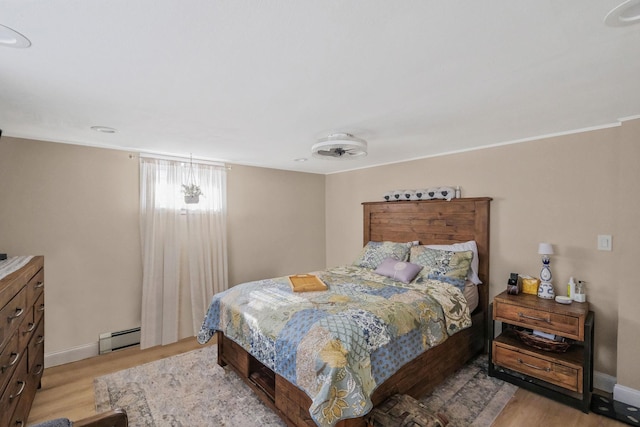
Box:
[507,272,522,294]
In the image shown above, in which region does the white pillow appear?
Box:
[426,240,482,285]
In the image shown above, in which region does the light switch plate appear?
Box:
[597,235,612,251]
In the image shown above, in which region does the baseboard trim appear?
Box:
[45,342,99,368]
[595,371,617,394]
[614,384,640,408]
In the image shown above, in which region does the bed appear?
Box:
[198,198,491,427]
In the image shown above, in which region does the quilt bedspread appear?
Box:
[197,265,471,427]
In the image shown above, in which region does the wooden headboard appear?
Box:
[362,197,492,319]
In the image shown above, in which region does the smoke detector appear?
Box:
[311,133,367,160]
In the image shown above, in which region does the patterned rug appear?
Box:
[419,355,518,427]
[94,345,517,427]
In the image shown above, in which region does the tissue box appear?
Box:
[521,276,540,295]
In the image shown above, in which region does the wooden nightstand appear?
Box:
[488,290,594,413]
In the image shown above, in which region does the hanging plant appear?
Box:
[182,153,203,204]
[182,183,203,204]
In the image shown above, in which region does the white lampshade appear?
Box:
[538,242,554,255]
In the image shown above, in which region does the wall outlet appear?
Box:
[597,235,612,251]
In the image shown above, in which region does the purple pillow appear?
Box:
[374,258,422,284]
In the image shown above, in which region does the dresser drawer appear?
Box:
[18,307,35,351]
[493,341,582,393]
[0,279,25,319]
[34,291,45,325]
[28,319,45,372]
[0,286,27,351]
[30,337,45,379]
[1,329,21,394]
[0,352,28,427]
[26,268,44,309]
[494,300,583,340]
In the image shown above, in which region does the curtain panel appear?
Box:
[139,157,228,349]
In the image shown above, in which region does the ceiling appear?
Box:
[1,1,639,174]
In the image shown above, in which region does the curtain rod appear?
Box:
[134,152,230,169]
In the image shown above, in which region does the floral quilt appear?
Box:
[197,265,471,427]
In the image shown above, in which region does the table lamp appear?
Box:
[537,243,555,299]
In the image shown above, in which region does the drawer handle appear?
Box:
[517,358,551,372]
[33,364,44,376]
[518,312,551,323]
[34,281,44,289]
[10,380,26,399]
[8,307,24,320]
[38,304,45,312]
[24,322,36,334]
[1,352,20,372]
[15,421,25,427]
[35,335,45,345]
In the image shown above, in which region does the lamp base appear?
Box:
[538,281,555,299]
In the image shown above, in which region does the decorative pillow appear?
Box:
[409,246,473,290]
[353,241,412,269]
[425,240,481,284]
[374,258,422,284]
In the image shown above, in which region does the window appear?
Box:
[139,155,228,348]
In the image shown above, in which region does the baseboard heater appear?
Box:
[99,327,141,354]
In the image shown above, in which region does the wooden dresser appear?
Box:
[0,256,45,426]
[488,290,593,413]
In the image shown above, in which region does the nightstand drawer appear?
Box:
[494,300,582,340]
[493,341,582,393]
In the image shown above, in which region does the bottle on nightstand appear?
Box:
[568,276,576,299]
[575,280,587,302]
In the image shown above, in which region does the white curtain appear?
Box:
[139,157,228,349]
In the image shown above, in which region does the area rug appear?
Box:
[418,355,518,427]
[95,345,516,427]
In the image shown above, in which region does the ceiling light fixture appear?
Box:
[311,133,367,160]
[604,0,640,26]
[0,24,31,48]
[91,126,117,133]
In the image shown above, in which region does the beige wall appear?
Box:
[326,119,639,379]
[0,139,141,355]
[1,119,637,391]
[615,119,640,392]
[227,164,326,285]
[0,138,326,356]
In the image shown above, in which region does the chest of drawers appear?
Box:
[488,290,593,413]
[0,256,45,426]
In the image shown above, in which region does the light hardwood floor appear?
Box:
[28,338,625,426]
[27,337,208,425]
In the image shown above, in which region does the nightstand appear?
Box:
[488,290,594,412]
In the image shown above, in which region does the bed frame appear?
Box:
[216,197,492,427]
